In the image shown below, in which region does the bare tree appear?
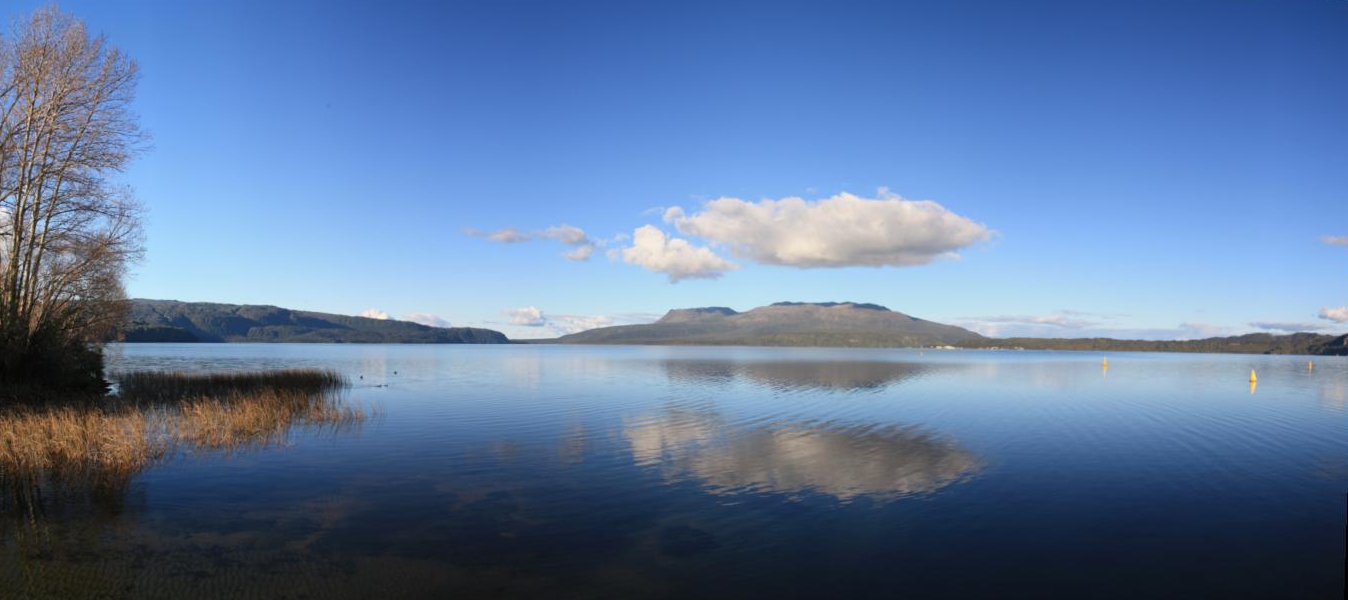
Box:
[0,5,144,391]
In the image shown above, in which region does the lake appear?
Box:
[4,344,1345,598]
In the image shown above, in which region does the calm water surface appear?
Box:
[4,344,1345,598]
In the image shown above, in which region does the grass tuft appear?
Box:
[113,368,347,403]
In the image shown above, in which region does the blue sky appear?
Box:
[14,0,1347,339]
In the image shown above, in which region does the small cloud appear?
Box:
[1177,322,1227,338]
[491,228,531,243]
[1021,314,1095,328]
[1319,306,1348,323]
[540,224,596,261]
[504,306,547,327]
[405,312,451,328]
[468,224,597,261]
[464,227,532,243]
[547,314,614,334]
[1320,235,1348,247]
[620,225,738,282]
[956,313,1229,340]
[958,311,1103,332]
[499,307,658,336]
[564,245,594,261]
[358,308,390,320]
[667,188,991,268]
[1250,321,1321,333]
[541,224,588,245]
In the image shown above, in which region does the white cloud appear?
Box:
[504,306,547,327]
[1250,321,1322,333]
[358,308,390,320]
[620,225,738,282]
[667,189,991,268]
[404,312,451,328]
[1318,306,1348,323]
[1320,235,1348,247]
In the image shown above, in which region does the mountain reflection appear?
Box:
[661,359,939,391]
[625,408,982,501]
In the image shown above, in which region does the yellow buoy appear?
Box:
[1102,357,1108,368]
[1308,361,1314,371]
[1249,369,1257,383]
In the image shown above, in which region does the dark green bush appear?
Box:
[0,324,110,395]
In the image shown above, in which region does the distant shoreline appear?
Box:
[120,336,1346,358]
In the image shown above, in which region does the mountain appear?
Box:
[554,302,984,347]
[117,299,509,344]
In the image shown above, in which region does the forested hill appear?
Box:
[116,300,509,344]
[958,332,1348,356]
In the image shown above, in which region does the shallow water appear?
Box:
[3,344,1345,598]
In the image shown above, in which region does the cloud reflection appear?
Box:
[625,408,982,501]
[1319,376,1346,409]
[662,359,939,391]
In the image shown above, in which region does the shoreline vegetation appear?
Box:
[0,368,368,516]
[1,7,146,393]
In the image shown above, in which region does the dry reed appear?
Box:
[1,369,366,514]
